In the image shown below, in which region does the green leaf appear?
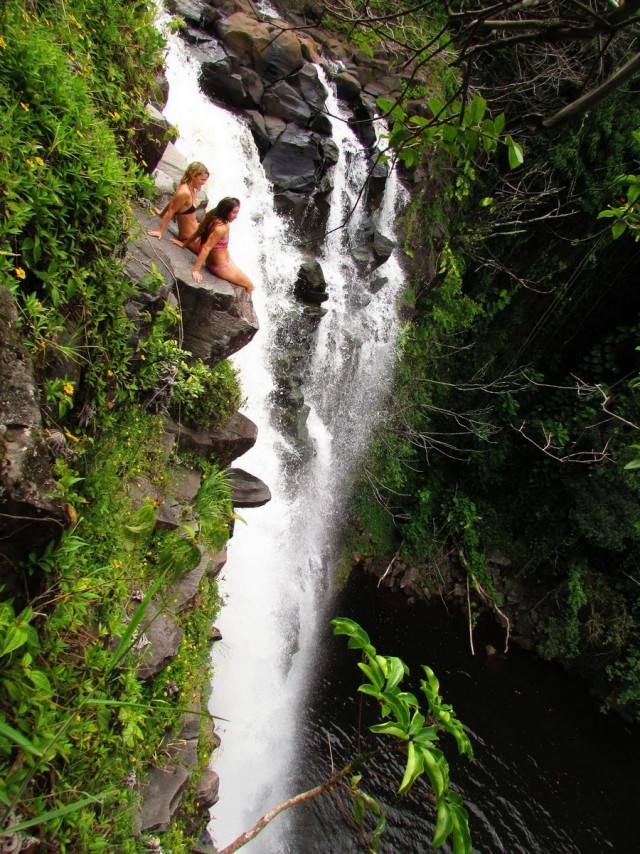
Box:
[494,113,506,135]
[420,745,446,799]
[433,799,453,847]
[1,626,29,656]
[0,720,43,756]
[597,209,618,219]
[612,221,628,239]
[506,136,524,169]
[384,656,407,691]
[3,790,116,833]
[428,97,444,118]
[358,660,384,691]
[398,740,424,793]
[376,97,396,115]
[624,458,640,470]
[469,96,486,125]
[369,721,409,739]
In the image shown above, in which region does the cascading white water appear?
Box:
[159,21,407,852]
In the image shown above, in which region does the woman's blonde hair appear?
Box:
[181,162,209,185]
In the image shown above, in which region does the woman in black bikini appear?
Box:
[171,197,254,296]
[147,161,209,241]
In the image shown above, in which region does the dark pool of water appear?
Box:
[287,574,639,853]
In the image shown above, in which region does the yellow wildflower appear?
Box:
[20,102,29,112]
[0,36,7,49]
[106,197,111,206]
[63,383,74,395]
[34,156,45,167]
[15,268,26,279]
[76,129,84,138]
[25,158,35,168]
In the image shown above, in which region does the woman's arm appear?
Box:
[191,225,224,282]
[147,185,190,239]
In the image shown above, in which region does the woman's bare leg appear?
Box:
[207,260,254,295]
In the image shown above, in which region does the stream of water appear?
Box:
[160,20,639,854]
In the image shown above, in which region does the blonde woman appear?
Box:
[172,197,254,296]
[147,161,210,241]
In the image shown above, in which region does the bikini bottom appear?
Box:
[209,261,231,273]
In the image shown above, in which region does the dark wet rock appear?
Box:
[200,60,249,109]
[367,158,389,210]
[295,63,329,111]
[335,71,361,104]
[350,245,371,265]
[228,468,272,507]
[348,101,377,150]
[264,114,287,144]
[262,80,312,126]
[166,0,207,29]
[309,111,332,136]
[262,125,325,192]
[294,259,328,304]
[369,274,388,293]
[261,30,305,82]
[163,412,258,466]
[242,109,271,156]
[372,229,395,266]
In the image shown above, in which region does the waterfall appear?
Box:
[160,23,407,853]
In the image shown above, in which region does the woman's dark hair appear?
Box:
[193,197,240,242]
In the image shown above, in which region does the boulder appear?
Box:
[372,229,395,266]
[262,125,324,192]
[294,259,329,304]
[367,157,388,210]
[206,546,228,579]
[129,210,259,363]
[369,274,388,294]
[228,468,272,507]
[261,29,305,82]
[135,602,184,681]
[262,80,312,127]
[294,64,329,111]
[163,412,258,466]
[335,71,361,105]
[166,0,206,28]
[242,109,271,156]
[215,12,272,66]
[137,763,190,833]
[200,60,248,109]
[264,115,287,144]
[166,550,210,613]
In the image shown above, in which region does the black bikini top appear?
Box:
[177,204,197,216]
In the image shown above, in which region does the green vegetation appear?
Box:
[332,618,472,853]
[0,0,239,848]
[337,3,640,720]
[1,410,232,848]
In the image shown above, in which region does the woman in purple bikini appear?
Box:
[171,197,254,296]
[147,161,210,241]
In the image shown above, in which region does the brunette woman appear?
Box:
[172,197,254,296]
